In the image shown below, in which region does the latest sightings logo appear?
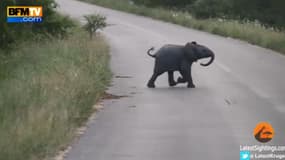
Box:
[239,122,285,159]
[253,122,274,143]
[7,6,43,23]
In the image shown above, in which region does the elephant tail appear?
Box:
[147,47,156,58]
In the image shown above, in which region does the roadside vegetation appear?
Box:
[83,14,107,39]
[0,0,111,159]
[80,0,285,54]
[0,29,111,160]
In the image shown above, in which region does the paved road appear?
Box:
[56,0,285,159]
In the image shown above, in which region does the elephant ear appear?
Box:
[184,42,198,62]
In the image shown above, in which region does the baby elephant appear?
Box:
[147,41,215,88]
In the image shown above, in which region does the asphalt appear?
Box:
[56,0,285,159]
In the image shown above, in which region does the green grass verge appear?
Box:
[0,29,111,160]
[80,0,285,54]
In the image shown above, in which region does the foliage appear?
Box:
[83,14,107,39]
[132,0,196,7]
[80,0,285,54]
[0,29,111,160]
[132,0,285,29]
[189,0,232,19]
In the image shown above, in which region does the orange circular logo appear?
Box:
[253,122,274,143]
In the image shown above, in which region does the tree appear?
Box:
[83,14,107,40]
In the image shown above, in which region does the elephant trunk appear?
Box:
[200,53,215,66]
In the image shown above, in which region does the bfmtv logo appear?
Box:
[7,6,43,23]
[240,151,251,160]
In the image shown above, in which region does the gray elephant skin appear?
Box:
[147,41,215,88]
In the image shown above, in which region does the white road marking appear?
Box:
[249,86,270,99]
[215,61,231,73]
[275,105,285,113]
[215,61,271,99]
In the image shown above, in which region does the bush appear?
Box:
[0,29,111,160]
[133,0,285,29]
[132,0,195,7]
[80,0,285,55]
[190,0,231,19]
[83,14,107,39]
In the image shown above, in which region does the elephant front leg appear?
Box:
[187,79,195,88]
[168,71,177,86]
[186,68,195,88]
[179,65,195,88]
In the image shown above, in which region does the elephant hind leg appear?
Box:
[147,71,164,88]
[177,70,187,84]
[168,71,177,86]
[177,76,187,83]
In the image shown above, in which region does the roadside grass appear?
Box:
[0,29,111,160]
[80,0,285,54]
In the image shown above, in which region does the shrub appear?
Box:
[0,29,111,160]
[190,0,231,19]
[83,14,107,39]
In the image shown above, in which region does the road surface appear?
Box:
[56,0,285,159]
